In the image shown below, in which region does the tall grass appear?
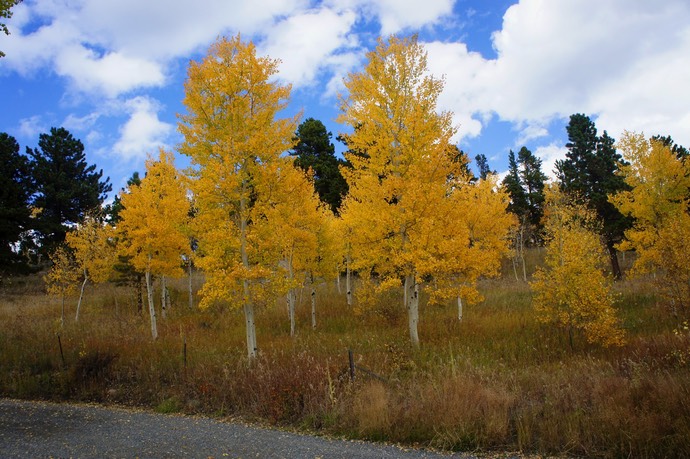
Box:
[1,265,689,457]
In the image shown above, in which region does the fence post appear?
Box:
[57,334,65,369]
[348,349,355,381]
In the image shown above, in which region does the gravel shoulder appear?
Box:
[0,398,482,459]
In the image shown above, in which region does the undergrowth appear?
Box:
[0,265,689,458]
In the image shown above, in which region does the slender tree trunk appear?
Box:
[606,239,622,280]
[75,269,88,322]
[457,296,463,322]
[136,275,143,315]
[310,274,316,330]
[346,257,352,306]
[240,189,257,360]
[406,273,420,347]
[188,258,194,309]
[145,268,158,340]
[160,275,167,319]
[512,256,519,282]
[287,261,296,337]
[336,270,341,294]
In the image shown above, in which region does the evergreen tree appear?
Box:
[518,146,548,229]
[291,118,348,214]
[555,114,629,279]
[651,134,689,160]
[475,153,495,179]
[502,150,528,217]
[28,127,111,254]
[0,132,34,273]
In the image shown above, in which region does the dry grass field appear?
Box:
[1,255,689,458]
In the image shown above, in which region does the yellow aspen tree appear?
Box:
[426,175,514,321]
[256,165,323,337]
[65,212,116,322]
[44,244,80,328]
[178,35,298,359]
[531,187,625,348]
[612,132,690,315]
[308,211,342,329]
[118,149,190,340]
[339,35,475,346]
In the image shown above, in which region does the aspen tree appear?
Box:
[257,165,323,337]
[425,175,514,320]
[339,35,478,346]
[612,132,690,315]
[45,244,80,328]
[65,213,116,322]
[531,187,625,348]
[118,149,190,340]
[178,35,298,359]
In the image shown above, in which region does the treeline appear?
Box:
[2,34,689,357]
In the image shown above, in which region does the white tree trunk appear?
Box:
[311,282,317,330]
[406,273,420,347]
[240,190,257,360]
[145,269,158,340]
[287,261,296,337]
[457,296,463,322]
[75,269,88,322]
[288,289,296,337]
[243,281,257,360]
[188,258,194,309]
[160,275,167,319]
[346,257,352,306]
[336,270,341,294]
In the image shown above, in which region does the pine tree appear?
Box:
[555,114,629,279]
[291,118,349,214]
[28,127,111,254]
[517,146,548,230]
[0,132,34,273]
[474,153,495,180]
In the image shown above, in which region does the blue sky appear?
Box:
[1,0,689,197]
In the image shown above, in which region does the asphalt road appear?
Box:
[0,398,477,458]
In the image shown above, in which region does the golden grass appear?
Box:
[1,266,689,457]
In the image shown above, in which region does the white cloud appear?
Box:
[112,97,173,161]
[54,46,165,97]
[425,0,690,147]
[18,115,46,139]
[62,112,101,133]
[260,8,359,88]
[337,0,455,35]
[533,143,568,180]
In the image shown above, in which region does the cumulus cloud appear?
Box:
[425,0,690,147]
[533,143,568,180]
[327,0,455,35]
[112,97,173,161]
[18,115,46,139]
[260,7,359,88]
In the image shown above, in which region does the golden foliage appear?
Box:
[531,187,625,347]
[338,35,512,321]
[612,132,690,314]
[44,244,80,297]
[118,149,190,278]
[65,213,116,284]
[178,34,299,310]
